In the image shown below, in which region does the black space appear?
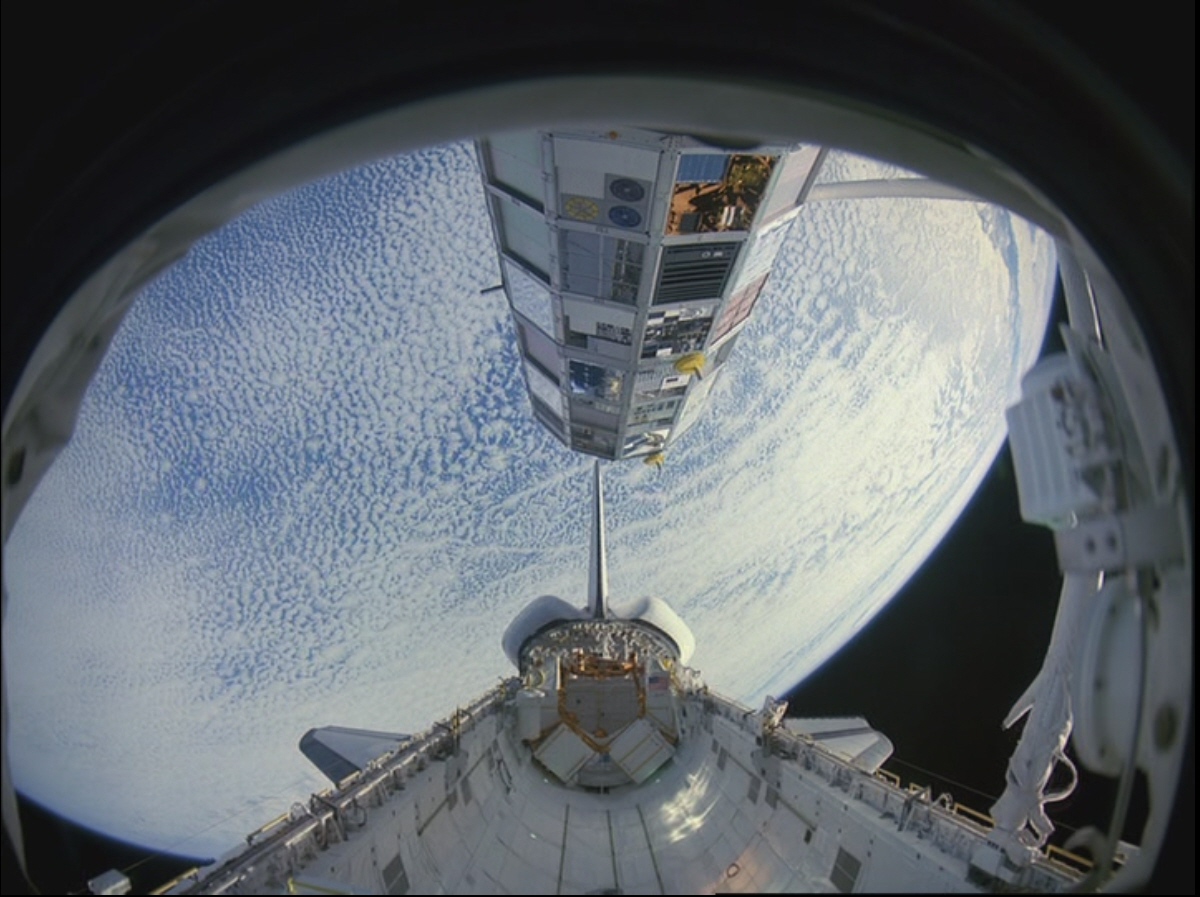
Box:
[2,3,1190,895]
[781,436,1193,893]
[782,441,1059,807]
[782,300,1068,811]
[2,796,204,896]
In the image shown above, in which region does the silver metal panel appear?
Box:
[496,199,551,276]
[504,258,555,336]
[610,718,673,783]
[757,145,825,225]
[552,137,661,197]
[533,725,593,783]
[485,132,545,206]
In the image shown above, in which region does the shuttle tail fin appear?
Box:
[587,461,609,619]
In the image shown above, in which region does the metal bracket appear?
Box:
[1054,505,1185,573]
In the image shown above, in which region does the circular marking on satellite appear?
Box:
[608,205,642,228]
[609,178,646,202]
[563,196,600,221]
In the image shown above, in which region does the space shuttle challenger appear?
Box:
[161,461,1080,896]
[158,439,1172,895]
[60,126,1189,895]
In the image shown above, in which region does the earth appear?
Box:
[2,143,1055,858]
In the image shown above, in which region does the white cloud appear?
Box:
[2,143,1055,857]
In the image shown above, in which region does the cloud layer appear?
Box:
[3,143,1055,857]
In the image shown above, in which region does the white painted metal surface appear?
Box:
[160,685,1085,895]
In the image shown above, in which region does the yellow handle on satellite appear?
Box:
[673,352,706,377]
[644,452,666,469]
